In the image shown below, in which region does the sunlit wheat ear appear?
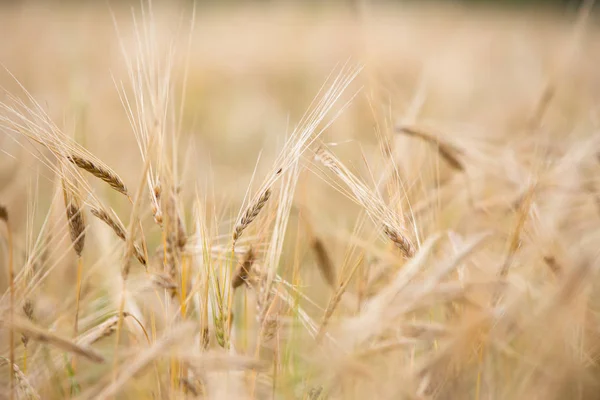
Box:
[232,246,256,290]
[77,313,131,346]
[0,357,40,400]
[67,154,129,196]
[232,65,361,247]
[62,178,86,257]
[395,125,465,172]
[90,206,126,239]
[232,188,272,244]
[382,223,416,258]
[90,206,147,266]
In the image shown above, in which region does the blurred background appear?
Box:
[0,0,598,222]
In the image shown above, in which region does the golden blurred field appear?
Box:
[2,1,600,399]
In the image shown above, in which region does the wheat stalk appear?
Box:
[2,316,105,363]
[1,204,14,400]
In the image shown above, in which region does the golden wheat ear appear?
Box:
[61,178,86,257]
[382,223,416,258]
[67,154,129,196]
[232,246,256,290]
[312,237,336,288]
[89,206,147,266]
[315,146,416,258]
[0,357,40,400]
[233,188,272,244]
[395,125,465,172]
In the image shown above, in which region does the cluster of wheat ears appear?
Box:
[2,2,600,400]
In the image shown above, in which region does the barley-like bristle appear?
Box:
[233,189,272,243]
[232,247,255,289]
[67,154,129,196]
[382,223,415,258]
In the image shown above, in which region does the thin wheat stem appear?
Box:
[1,209,15,400]
[74,257,84,337]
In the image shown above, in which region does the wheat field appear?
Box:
[1,1,600,399]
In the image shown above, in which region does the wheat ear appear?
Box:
[62,180,86,257]
[62,178,86,339]
[312,237,336,288]
[0,357,40,400]
[382,223,416,258]
[232,247,256,289]
[90,207,147,266]
[316,147,416,258]
[396,125,465,171]
[67,154,129,196]
[233,188,272,244]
